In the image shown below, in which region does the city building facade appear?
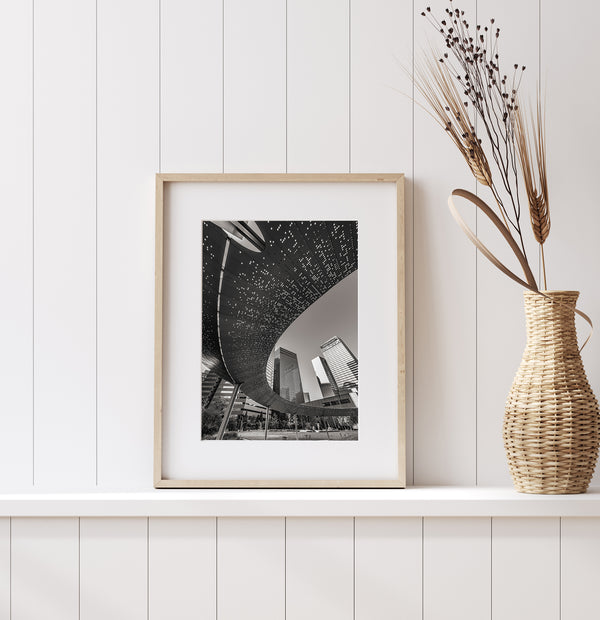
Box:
[272,347,306,404]
[311,356,337,398]
[320,336,358,392]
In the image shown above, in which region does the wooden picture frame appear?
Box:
[154,173,405,488]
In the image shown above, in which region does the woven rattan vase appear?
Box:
[504,291,600,494]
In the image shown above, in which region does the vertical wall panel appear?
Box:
[287,0,349,172]
[492,518,560,620]
[543,0,600,487]
[476,0,540,486]
[350,0,411,173]
[149,518,216,620]
[224,0,285,172]
[562,518,600,620]
[350,0,414,482]
[34,0,96,488]
[423,518,490,620]
[97,0,158,488]
[286,517,353,620]
[80,518,147,620]
[413,0,477,485]
[218,518,285,620]
[355,517,421,620]
[0,519,9,617]
[0,0,33,489]
[11,518,79,620]
[161,0,222,172]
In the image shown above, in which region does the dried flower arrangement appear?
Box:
[416,2,600,495]
[416,1,549,290]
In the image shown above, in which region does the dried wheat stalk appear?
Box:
[418,2,550,290]
[414,55,494,189]
[514,93,550,288]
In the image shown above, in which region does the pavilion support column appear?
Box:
[264,407,270,440]
[216,383,240,440]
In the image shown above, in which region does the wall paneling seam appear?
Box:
[348,0,351,174]
[215,518,218,619]
[78,517,81,620]
[475,0,479,487]
[285,0,288,174]
[559,517,562,620]
[158,0,162,176]
[352,517,356,620]
[95,0,99,487]
[411,0,415,486]
[421,517,424,620]
[9,517,11,620]
[538,0,542,284]
[284,516,287,620]
[31,0,35,488]
[490,517,493,620]
[146,517,149,620]
[222,0,225,174]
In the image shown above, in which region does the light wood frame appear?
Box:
[154,173,405,488]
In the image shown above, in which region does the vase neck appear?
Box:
[524,291,580,353]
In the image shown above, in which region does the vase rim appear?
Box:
[524,289,580,295]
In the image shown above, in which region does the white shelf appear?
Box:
[2,487,600,517]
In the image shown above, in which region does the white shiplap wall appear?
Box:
[10,0,600,492]
[2,0,600,618]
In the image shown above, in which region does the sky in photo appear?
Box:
[273,270,358,402]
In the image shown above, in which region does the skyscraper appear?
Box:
[272,347,306,404]
[320,337,358,392]
[311,356,337,398]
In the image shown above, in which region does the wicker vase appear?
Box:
[504,290,600,494]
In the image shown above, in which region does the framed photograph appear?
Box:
[154,173,405,488]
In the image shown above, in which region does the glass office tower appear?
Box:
[320,336,358,392]
[311,356,337,398]
[272,347,306,404]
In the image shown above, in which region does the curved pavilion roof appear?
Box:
[202,220,358,418]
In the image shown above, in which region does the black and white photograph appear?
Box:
[201,220,359,441]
